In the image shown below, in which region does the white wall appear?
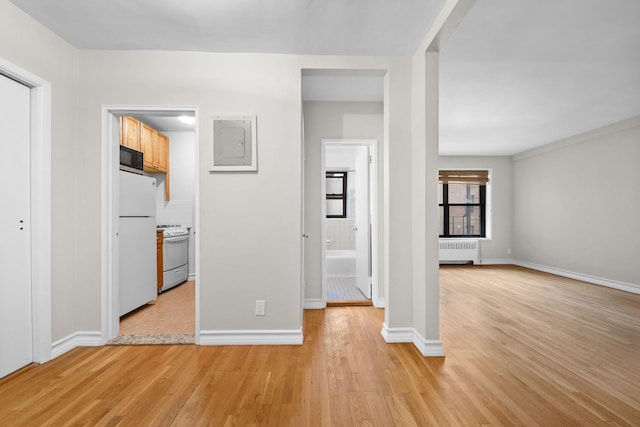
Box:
[77,51,305,332]
[303,101,384,301]
[512,117,640,289]
[410,49,440,347]
[73,51,416,337]
[0,0,79,342]
[439,156,513,262]
[163,131,196,203]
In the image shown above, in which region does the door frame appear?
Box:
[0,58,52,364]
[321,139,380,305]
[101,105,200,343]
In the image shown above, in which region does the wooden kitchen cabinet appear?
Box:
[156,230,163,293]
[155,132,170,200]
[155,132,169,173]
[119,116,140,150]
[141,124,169,174]
[164,171,171,201]
[140,122,157,172]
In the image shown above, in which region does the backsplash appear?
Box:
[156,199,193,228]
[326,219,356,250]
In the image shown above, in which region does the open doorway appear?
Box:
[102,106,199,345]
[301,68,385,310]
[323,141,378,306]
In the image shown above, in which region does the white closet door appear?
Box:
[0,74,32,378]
[355,147,371,299]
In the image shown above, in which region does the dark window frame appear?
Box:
[439,182,486,238]
[326,171,347,218]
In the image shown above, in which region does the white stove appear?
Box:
[157,224,189,238]
[156,224,190,291]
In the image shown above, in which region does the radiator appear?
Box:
[439,239,479,264]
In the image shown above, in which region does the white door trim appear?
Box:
[321,139,380,306]
[300,106,307,325]
[100,105,200,344]
[0,57,52,364]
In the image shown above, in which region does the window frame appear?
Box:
[439,171,488,238]
[326,171,348,219]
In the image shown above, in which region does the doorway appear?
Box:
[0,59,52,376]
[322,140,379,305]
[301,69,385,311]
[101,106,199,344]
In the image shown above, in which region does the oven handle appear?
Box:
[164,235,189,243]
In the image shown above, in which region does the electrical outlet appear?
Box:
[255,300,266,316]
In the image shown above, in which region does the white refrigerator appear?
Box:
[119,171,157,316]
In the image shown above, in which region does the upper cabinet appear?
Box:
[155,132,169,173]
[120,116,141,151]
[140,122,156,171]
[120,116,171,200]
[140,122,169,174]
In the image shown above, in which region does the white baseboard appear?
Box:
[512,260,640,295]
[381,324,413,342]
[381,323,445,357]
[413,336,446,357]
[199,329,303,345]
[188,273,196,281]
[304,298,326,309]
[51,331,102,359]
[373,297,385,308]
[476,259,512,265]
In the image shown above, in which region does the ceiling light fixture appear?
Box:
[178,116,196,125]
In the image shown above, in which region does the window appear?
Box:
[439,170,488,237]
[326,171,347,218]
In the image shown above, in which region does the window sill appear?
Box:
[439,237,492,241]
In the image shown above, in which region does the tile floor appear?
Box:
[326,276,368,301]
[119,280,195,335]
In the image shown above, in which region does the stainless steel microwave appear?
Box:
[119,145,144,175]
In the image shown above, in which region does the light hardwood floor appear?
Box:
[1,266,638,425]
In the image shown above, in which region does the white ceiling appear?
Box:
[9,0,640,155]
[127,113,196,133]
[440,0,640,155]
[7,0,444,55]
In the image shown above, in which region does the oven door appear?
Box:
[163,235,188,271]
